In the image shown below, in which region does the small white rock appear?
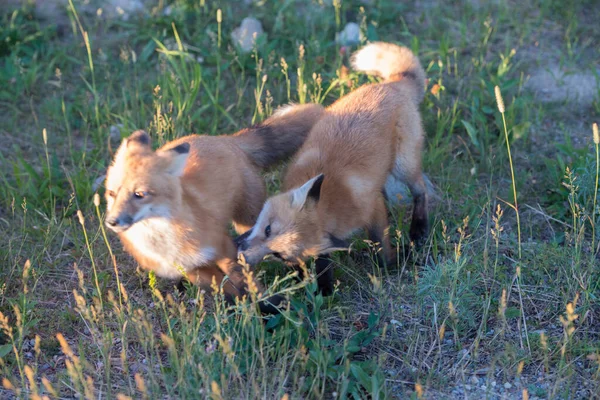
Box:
[231,17,264,53]
[109,124,123,141]
[335,22,363,46]
[504,382,512,389]
[107,0,144,21]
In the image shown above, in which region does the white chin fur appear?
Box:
[123,215,216,279]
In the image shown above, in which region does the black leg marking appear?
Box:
[175,279,187,294]
[287,263,307,281]
[409,192,429,244]
[315,255,334,296]
[258,294,286,315]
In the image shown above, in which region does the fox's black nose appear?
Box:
[106,215,133,228]
[234,230,252,251]
[238,240,249,252]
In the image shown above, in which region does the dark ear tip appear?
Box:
[173,142,190,154]
[307,173,325,203]
[313,174,325,190]
[127,130,150,147]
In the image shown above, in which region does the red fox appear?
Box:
[237,42,429,295]
[104,103,324,310]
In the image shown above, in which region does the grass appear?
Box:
[1,0,599,398]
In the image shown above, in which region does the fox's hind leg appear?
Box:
[389,130,429,244]
[368,194,394,266]
[406,175,429,243]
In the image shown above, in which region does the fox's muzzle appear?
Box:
[106,214,133,232]
[238,248,285,268]
[237,249,264,268]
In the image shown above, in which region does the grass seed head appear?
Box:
[494,85,505,113]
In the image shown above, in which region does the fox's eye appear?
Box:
[107,190,116,198]
[134,191,146,199]
[264,225,271,238]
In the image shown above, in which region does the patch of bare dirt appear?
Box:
[525,65,599,106]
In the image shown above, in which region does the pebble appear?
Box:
[106,0,145,21]
[335,22,363,46]
[504,382,513,389]
[231,17,264,53]
[110,124,123,141]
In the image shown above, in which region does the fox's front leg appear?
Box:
[315,256,334,296]
[186,265,241,305]
[221,242,285,314]
[367,194,394,266]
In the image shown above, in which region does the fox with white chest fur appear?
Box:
[237,42,430,294]
[104,103,325,310]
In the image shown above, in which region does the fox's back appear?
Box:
[282,84,405,235]
[162,135,263,224]
[285,84,401,184]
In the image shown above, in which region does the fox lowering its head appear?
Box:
[238,42,430,294]
[237,173,349,267]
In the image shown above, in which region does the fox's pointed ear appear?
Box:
[319,233,350,254]
[291,173,325,209]
[111,137,131,169]
[126,130,151,150]
[158,142,190,176]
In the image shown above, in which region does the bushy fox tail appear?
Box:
[351,42,426,104]
[232,103,325,169]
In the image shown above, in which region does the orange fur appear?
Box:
[238,42,429,293]
[104,104,324,307]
